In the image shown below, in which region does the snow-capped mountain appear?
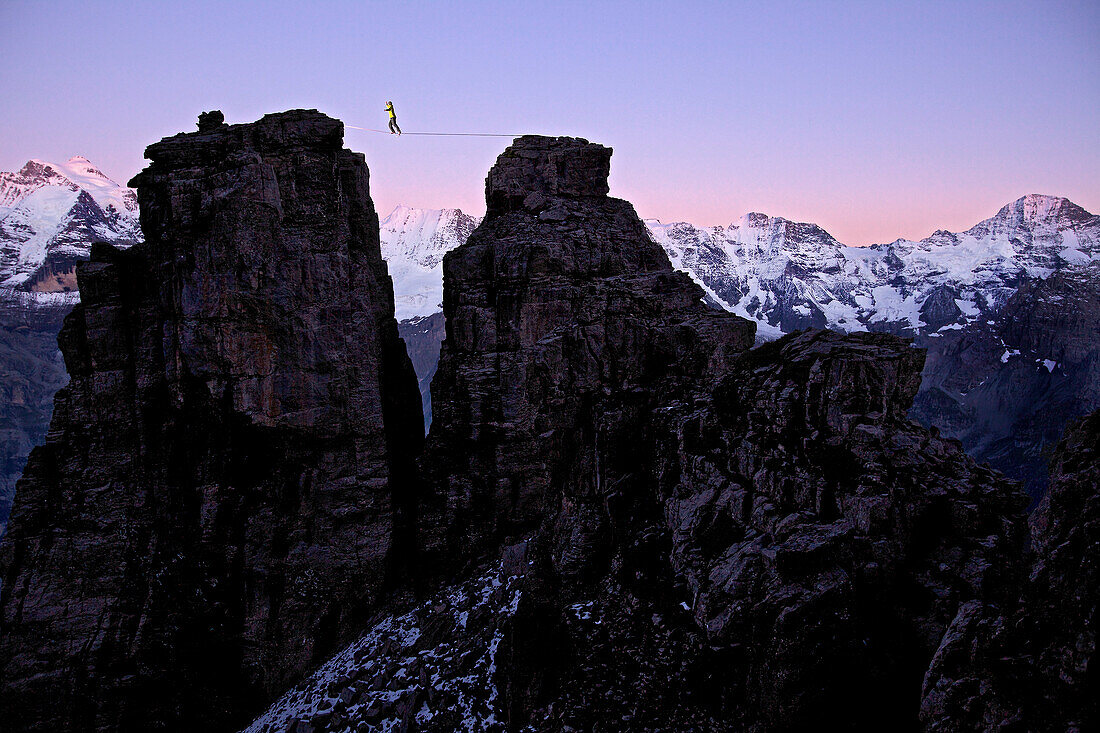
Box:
[380,195,1099,339]
[379,205,479,321]
[0,157,141,302]
[647,194,1098,339]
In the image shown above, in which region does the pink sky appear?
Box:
[2,0,1097,245]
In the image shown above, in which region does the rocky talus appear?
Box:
[251,135,1033,732]
[0,110,422,731]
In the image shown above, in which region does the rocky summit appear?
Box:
[418,135,756,572]
[0,110,422,731]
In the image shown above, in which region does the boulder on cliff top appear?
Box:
[485,135,611,215]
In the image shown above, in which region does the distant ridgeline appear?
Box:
[0,112,1095,731]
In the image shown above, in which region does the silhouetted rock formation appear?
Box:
[197,109,226,132]
[420,135,755,572]
[4,121,1089,733]
[391,136,1027,730]
[0,110,422,731]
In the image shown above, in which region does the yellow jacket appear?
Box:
[385,103,396,119]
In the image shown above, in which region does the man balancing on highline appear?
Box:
[386,101,402,135]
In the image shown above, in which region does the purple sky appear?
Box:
[2,0,1097,244]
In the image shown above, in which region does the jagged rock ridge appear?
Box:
[0,110,422,731]
[0,120,1088,732]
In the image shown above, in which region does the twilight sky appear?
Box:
[2,0,1097,245]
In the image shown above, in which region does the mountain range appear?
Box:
[380,195,1098,337]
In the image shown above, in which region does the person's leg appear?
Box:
[394,119,402,134]
[389,118,397,133]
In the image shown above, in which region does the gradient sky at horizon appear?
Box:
[2,0,1097,245]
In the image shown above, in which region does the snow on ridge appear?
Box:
[644,196,1098,338]
[3,157,137,219]
[380,205,479,321]
[0,186,83,287]
[378,197,1096,332]
[52,156,138,217]
[244,561,524,733]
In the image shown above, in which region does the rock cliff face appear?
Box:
[0,311,68,527]
[0,110,422,731]
[921,408,1100,731]
[419,135,756,572]
[248,136,1030,732]
[911,265,1100,502]
[1024,409,1100,728]
[648,330,1026,730]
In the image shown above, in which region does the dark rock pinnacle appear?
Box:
[0,109,423,731]
[197,109,226,132]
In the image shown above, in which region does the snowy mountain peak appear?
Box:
[0,157,141,300]
[988,194,1093,229]
[379,205,481,321]
[60,156,113,182]
[739,211,773,228]
[4,157,137,217]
